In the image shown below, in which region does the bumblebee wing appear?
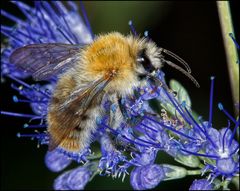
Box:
[9,43,84,81]
[59,77,112,112]
[48,75,113,151]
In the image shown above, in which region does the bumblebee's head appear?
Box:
[126,34,163,81]
[127,34,200,88]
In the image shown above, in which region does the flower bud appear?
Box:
[162,164,187,180]
[175,155,200,168]
[130,164,165,190]
[189,179,213,190]
[54,165,92,190]
[66,166,92,190]
[45,150,71,172]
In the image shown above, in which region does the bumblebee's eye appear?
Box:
[137,49,155,73]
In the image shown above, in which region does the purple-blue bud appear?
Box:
[45,150,71,172]
[54,166,91,190]
[53,170,71,190]
[130,164,165,190]
[66,166,92,190]
[189,179,213,190]
[216,158,237,175]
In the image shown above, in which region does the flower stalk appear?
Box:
[187,169,202,176]
[217,1,239,116]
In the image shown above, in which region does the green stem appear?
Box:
[222,180,231,190]
[198,163,205,169]
[187,169,202,176]
[217,2,239,116]
[87,153,102,160]
[231,175,239,190]
[89,169,99,182]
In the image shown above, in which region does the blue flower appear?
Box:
[45,149,72,172]
[189,179,213,190]
[204,127,239,177]
[1,2,93,79]
[57,147,92,164]
[54,164,94,190]
[64,166,92,190]
[98,134,126,176]
[132,146,158,166]
[130,164,165,190]
[54,169,72,190]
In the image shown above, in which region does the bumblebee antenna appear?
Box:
[160,48,192,73]
[164,60,200,88]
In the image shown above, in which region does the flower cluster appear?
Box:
[1,1,239,190]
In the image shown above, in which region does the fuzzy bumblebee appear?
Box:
[10,32,199,152]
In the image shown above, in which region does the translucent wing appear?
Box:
[59,77,112,112]
[9,43,84,81]
[48,75,113,151]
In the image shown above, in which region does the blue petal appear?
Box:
[130,167,144,190]
[189,179,213,190]
[53,170,71,190]
[45,150,71,172]
[140,165,165,189]
[131,164,165,190]
[66,166,91,190]
[216,158,237,175]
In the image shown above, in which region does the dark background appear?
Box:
[1,1,239,190]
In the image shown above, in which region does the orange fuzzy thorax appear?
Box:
[80,32,142,95]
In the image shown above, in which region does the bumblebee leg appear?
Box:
[107,94,123,129]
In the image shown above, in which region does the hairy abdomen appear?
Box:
[47,74,102,152]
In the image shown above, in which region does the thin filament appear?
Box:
[164,60,200,88]
[160,48,192,73]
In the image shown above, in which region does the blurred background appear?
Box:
[1,1,239,190]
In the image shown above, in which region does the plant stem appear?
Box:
[217,2,239,117]
[187,169,201,175]
[87,152,102,160]
[222,180,230,190]
[231,176,239,190]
